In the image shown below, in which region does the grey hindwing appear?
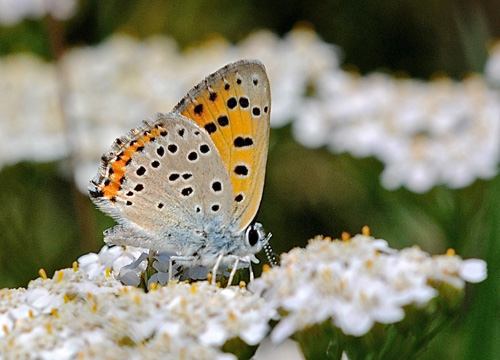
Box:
[89,112,235,252]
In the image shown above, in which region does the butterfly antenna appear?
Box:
[263,233,278,267]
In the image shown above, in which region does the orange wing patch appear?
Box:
[98,126,167,201]
[174,59,270,231]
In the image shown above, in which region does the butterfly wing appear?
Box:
[88,112,234,252]
[173,59,271,232]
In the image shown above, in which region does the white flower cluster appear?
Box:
[0,267,274,359]
[78,244,147,280]
[0,233,487,358]
[0,0,77,25]
[1,28,499,193]
[294,72,500,192]
[249,234,487,342]
[0,54,68,167]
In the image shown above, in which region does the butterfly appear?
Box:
[88,59,271,281]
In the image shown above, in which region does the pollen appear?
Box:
[239,280,246,288]
[339,278,346,291]
[362,225,371,236]
[2,325,8,335]
[38,268,48,280]
[51,308,59,318]
[57,270,64,283]
[72,261,78,271]
[63,295,70,303]
[150,282,157,291]
[321,268,332,281]
[190,285,196,294]
[29,309,34,318]
[105,267,111,277]
[446,248,456,256]
[262,264,271,273]
[341,232,351,242]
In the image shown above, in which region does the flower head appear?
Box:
[0,267,275,359]
[249,234,487,343]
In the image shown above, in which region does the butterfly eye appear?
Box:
[247,228,259,246]
[245,223,264,247]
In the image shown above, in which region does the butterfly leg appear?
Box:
[144,250,157,287]
[249,263,254,282]
[211,253,224,286]
[227,257,240,287]
[168,255,196,282]
[168,257,174,282]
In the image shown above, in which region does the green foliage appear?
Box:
[0,162,110,287]
[222,337,258,360]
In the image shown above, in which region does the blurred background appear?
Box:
[1,0,499,359]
